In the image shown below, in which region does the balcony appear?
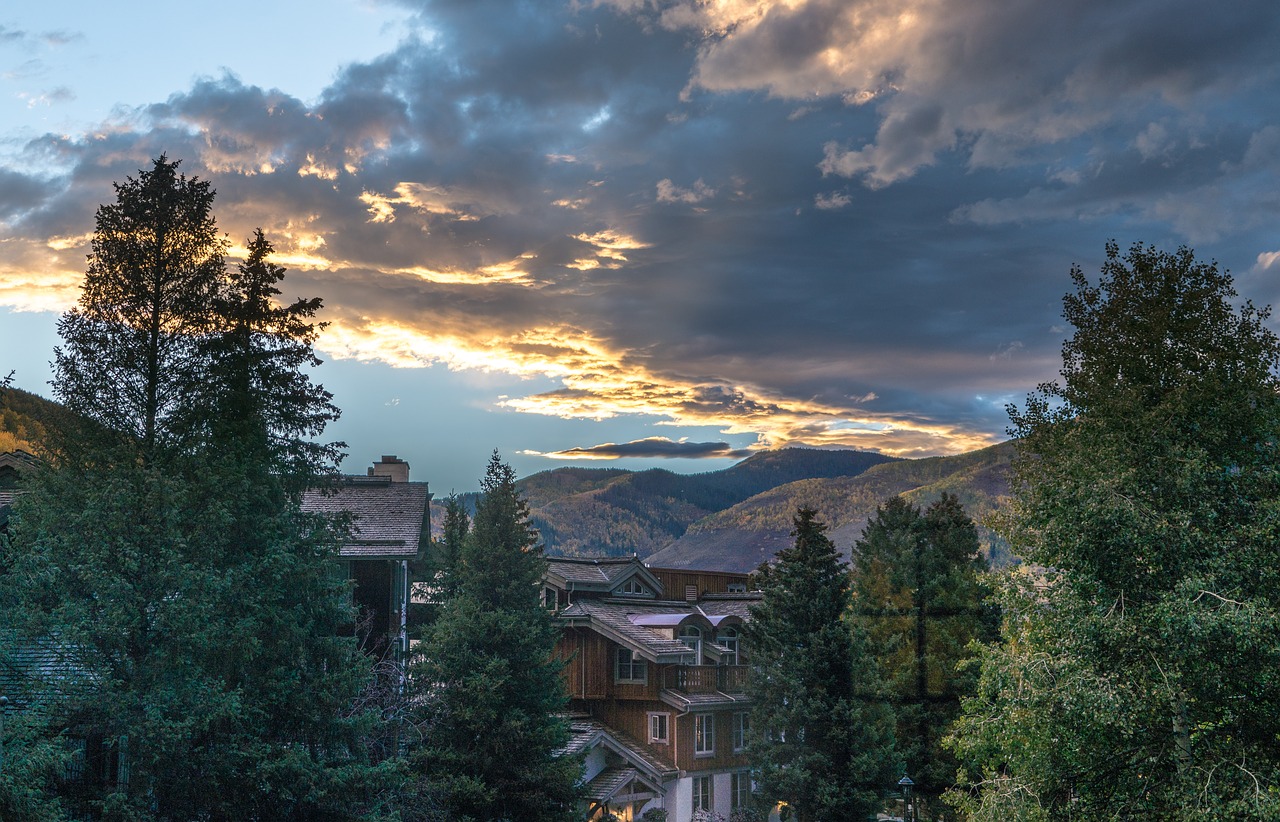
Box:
[664,664,748,694]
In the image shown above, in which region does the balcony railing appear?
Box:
[664,664,748,694]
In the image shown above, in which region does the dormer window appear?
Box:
[720,626,740,665]
[617,578,650,597]
[680,625,702,661]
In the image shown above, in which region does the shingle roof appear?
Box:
[698,595,761,620]
[565,719,677,780]
[560,599,699,661]
[584,767,640,803]
[301,478,430,559]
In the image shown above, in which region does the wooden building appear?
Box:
[548,556,760,822]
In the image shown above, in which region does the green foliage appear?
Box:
[410,452,581,822]
[53,156,227,459]
[852,494,996,818]
[1,158,397,820]
[0,387,63,455]
[950,242,1280,819]
[745,507,896,822]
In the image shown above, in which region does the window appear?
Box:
[541,586,559,610]
[719,626,739,665]
[733,712,749,752]
[726,582,747,593]
[618,578,650,596]
[681,624,702,661]
[648,712,670,744]
[615,647,647,684]
[693,774,713,812]
[694,713,715,756]
[731,771,752,810]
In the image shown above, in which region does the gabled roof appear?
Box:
[301,477,430,559]
[545,556,664,597]
[564,718,677,780]
[559,599,700,662]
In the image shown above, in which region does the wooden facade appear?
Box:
[548,556,760,822]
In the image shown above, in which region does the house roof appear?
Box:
[564,718,677,781]
[546,556,664,597]
[301,477,430,559]
[560,599,700,662]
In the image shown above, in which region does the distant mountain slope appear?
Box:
[430,448,900,556]
[645,442,1015,572]
[0,387,61,454]
[529,448,899,557]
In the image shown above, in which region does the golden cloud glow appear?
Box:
[571,229,651,270]
[360,183,486,225]
[395,252,536,285]
[316,312,999,459]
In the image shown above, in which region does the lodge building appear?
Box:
[547,556,760,822]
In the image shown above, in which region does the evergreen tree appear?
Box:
[950,242,1280,819]
[745,507,896,822]
[410,452,580,822]
[53,155,225,460]
[434,493,470,601]
[0,162,398,820]
[852,494,994,819]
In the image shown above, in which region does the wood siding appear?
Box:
[649,568,749,600]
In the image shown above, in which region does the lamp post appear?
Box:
[0,694,9,775]
[898,774,915,822]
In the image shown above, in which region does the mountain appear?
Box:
[645,441,1015,572]
[429,448,900,557]
[0,387,60,454]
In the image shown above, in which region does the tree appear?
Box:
[409,452,581,822]
[1,161,399,820]
[949,242,1280,819]
[744,507,896,822]
[852,494,995,819]
[53,155,226,460]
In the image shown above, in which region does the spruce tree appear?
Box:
[1,162,398,820]
[745,507,896,822]
[852,494,994,819]
[950,243,1280,819]
[53,155,225,459]
[410,452,580,822]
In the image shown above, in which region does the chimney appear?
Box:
[369,455,410,483]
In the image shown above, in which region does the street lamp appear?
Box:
[898,774,915,822]
[0,694,9,775]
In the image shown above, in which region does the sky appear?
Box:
[2,0,1279,493]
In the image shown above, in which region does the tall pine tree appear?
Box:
[852,494,994,819]
[1,161,398,820]
[745,507,896,822]
[410,452,580,822]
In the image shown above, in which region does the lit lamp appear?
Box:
[897,774,915,822]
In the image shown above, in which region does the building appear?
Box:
[548,556,760,822]
[301,455,431,661]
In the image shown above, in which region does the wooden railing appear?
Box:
[664,664,749,693]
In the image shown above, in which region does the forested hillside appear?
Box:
[430,447,899,557]
[646,442,1014,571]
[0,387,60,454]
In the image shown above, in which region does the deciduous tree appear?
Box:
[950,242,1280,819]
[745,507,896,822]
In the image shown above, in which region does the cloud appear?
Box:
[535,437,752,460]
[2,0,1278,477]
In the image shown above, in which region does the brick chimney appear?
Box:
[368,455,410,482]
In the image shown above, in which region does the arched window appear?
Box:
[720,626,740,665]
[680,624,702,661]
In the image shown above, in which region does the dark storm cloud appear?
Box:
[4,0,1280,461]
[541,437,752,460]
